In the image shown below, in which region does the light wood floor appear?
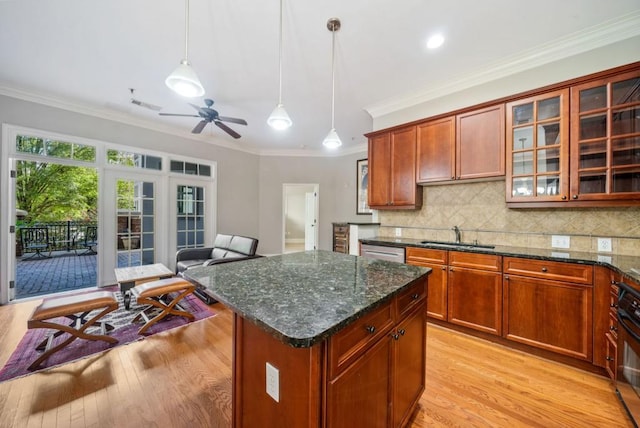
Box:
[0,299,633,428]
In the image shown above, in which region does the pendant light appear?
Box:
[322,18,342,149]
[165,0,205,98]
[267,0,292,130]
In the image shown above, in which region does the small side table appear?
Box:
[114,263,174,309]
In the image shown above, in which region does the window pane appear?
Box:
[579,140,607,169]
[537,123,560,147]
[580,86,607,112]
[73,144,96,162]
[512,177,533,197]
[513,103,533,125]
[513,127,533,150]
[185,162,198,175]
[199,164,211,176]
[171,160,184,173]
[612,78,640,106]
[16,136,44,154]
[579,114,607,140]
[537,97,560,121]
[145,156,162,170]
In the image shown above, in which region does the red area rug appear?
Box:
[0,286,214,382]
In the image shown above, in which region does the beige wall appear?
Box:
[378,180,640,256]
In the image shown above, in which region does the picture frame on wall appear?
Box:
[357,158,372,215]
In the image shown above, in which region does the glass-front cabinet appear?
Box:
[506,89,569,203]
[570,70,640,201]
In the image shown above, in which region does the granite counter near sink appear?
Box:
[360,237,640,283]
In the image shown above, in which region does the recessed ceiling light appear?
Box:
[426,33,445,49]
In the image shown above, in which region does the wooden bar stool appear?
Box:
[27,290,119,370]
[130,277,196,335]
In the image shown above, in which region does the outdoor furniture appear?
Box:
[27,290,119,370]
[130,277,195,335]
[20,227,53,259]
[78,225,98,255]
[114,263,174,309]
[175,234,260,274]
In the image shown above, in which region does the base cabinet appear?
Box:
[406,247,448,320]
[447,252,503,336]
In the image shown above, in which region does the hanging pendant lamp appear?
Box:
[322,18,342,149]
[166,0,205,98]
[267,0,292,130]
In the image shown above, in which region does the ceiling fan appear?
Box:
[159,99,248,139]
[129,88,162,111]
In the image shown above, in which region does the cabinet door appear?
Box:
[448,266,503,335]
[392,307,426,428]
[390,127,421,207]
[570,70,640,201]
[456,104,505,180]
[368,133,391,207]
[416,117,455,182]
[326,336,392,428]
[503,274,593,361]
[506,89,570,203]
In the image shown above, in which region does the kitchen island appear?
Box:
[184,250,430,428]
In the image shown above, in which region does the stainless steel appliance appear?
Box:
[617,281,640,427]
[360,243,405,263]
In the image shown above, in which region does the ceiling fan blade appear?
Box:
[214,121,241,139]
[159,113,200,117]
[192,120,209,134]
[131,98,162,111]
[218,116,248,126]
[189,103,208,116]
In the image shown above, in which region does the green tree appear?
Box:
[16,161,98,223]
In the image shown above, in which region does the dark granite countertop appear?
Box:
[332,222,381,226]
[360,237,640,283]
[183,250,430,348]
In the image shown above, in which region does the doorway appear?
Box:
[282,184,318,254]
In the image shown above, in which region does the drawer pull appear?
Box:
[391,332,400,340]
[610,326,618,331]
[365,325,376,334]
[606,356,614,362]
[398,328,406,336]
[411,293,420,300]
[541,267,548,272]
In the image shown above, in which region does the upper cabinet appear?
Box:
[416,105,505,183]
[570,70,640,202]
[368,126,423,210]
[506,89,570,203]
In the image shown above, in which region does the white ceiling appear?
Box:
[0,0,639,155]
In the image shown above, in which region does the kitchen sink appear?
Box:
[419,240,495,250]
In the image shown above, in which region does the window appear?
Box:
[107,149,162,170]
[16,135,96,162]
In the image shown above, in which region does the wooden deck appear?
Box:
[0,299,632,427]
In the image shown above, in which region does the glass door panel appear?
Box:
[176,184,206,251]
[612,78,640,105]
[116,179,155,268]
[578,140,607,168]
[579,85,607,111]
[537,148,560,172]
[612,137,640,166]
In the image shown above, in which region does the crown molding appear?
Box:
[365,10,640,119]
[258,142,367,157]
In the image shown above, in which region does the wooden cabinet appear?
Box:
[503,257,594,361]
[406,247,448,320]
[416,105,504,183]
[506,89,570,203]
[570,69,640,202]
[326,278,427,427]
[332,223,349,254]
[368,127,422,209]
[448,251,503,336]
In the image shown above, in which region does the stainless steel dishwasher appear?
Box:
[360,243,405,263]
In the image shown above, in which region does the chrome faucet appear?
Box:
[452,226,461,244]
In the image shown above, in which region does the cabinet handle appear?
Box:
[561,195,567,200]
[391,332,400,340]
[610,326,618,331]
[398,328,406,336]
[541,267,548,272]
[606,356,614,362]
[449,267,454,272]
[411,293,420,300]
[451,176,455,180]
[365,325,376,334]
[504,275,509,280]
[572,194,578,200]
[611,303,618,308]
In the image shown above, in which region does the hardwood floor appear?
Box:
[0,299,633,427]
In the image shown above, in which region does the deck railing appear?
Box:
[18,221,97,254]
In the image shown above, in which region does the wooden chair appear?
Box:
[130,277,195,335]
[20,227,52,259]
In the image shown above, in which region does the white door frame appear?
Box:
[282,183,319,254]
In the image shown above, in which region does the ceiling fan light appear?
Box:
[267,103,292,130]
[322,128,342,149]
[165,59,205,98]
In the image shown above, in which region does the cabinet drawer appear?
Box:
[334,225,348,234]
[609,311,619,339]
[328,301,394,377]
[406,247,447,265]
[449,251,501,271]
[396,278,426,318]
[504,257,593,285]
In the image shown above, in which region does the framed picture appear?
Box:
[357,158,372,215]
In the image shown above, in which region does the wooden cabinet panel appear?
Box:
[368,127,422,209]
[503,257,593,284]
[503,274,593,361]
[456,104,505,180]
[333,223,349,254]
[369,133,392,207]
[392,307,426,428]
[327,335,392,428]
[449,251,502,271]
[406,247,447,320]
[416,116,455,182]
[605,332,617,381]
[448,266,503,335]
[396,278,427,319]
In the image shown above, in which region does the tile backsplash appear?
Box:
[377,180,640,256]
